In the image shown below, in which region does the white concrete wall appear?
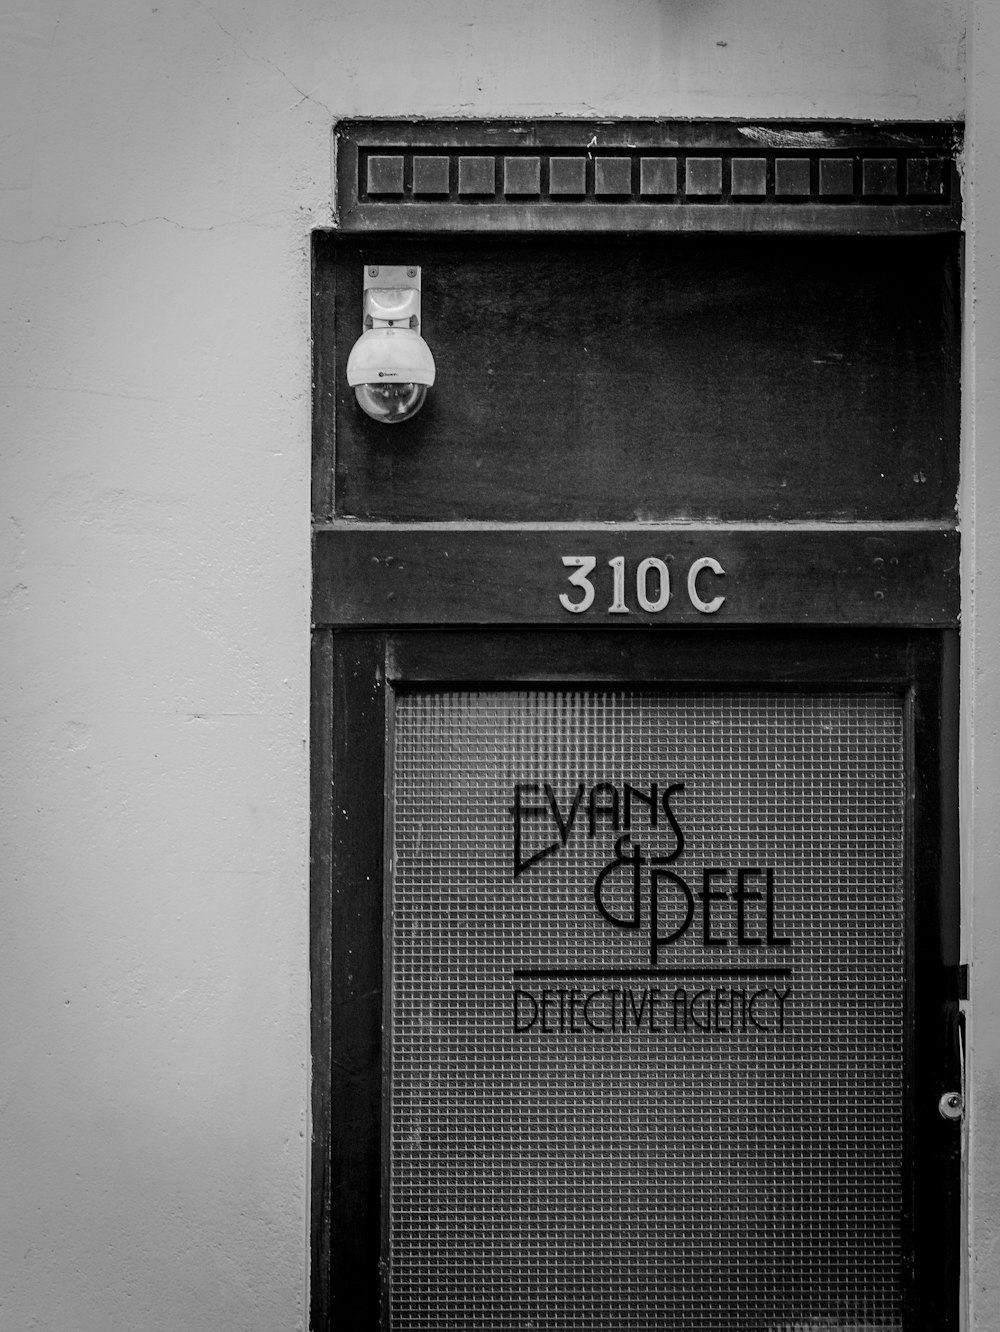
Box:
[0,2,982,1329]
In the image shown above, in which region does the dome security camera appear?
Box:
[346,265,435,424]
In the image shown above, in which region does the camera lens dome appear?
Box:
[346,325,435,425]
[354,380,429,424]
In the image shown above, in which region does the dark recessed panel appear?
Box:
[315,234,959,523]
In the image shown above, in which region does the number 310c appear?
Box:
[558,555,727,616]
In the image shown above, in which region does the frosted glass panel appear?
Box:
[389,691,905,1332]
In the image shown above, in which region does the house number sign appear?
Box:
[559,554,727,616]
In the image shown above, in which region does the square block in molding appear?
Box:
[819,158,855,196]
[366,154,404,195]
[906,157,946,196]
[549,157,587,194]
[594,157,632,195]
[775,158,811,196]
[863,158,899,196]
[685,157,723,195]
[503,157,541,196]
[731,158,767,196]
[412,156,450,195]
[640,158,678,196]
[458,156,496,195]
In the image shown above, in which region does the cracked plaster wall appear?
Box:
[1,1,995,1330]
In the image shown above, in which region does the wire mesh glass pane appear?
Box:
[389,690,905,1332]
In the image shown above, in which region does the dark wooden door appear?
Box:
[312,628,960,1332]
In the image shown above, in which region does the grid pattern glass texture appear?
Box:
[389,690,905,1332]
